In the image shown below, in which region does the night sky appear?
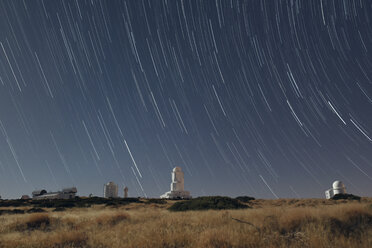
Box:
[0,0,371,199]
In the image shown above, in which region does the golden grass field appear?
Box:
[0,198,371,248]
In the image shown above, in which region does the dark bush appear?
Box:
[168,196,249,211]
[0,197,141,209]
[0,209,25,215]
[0,199,30,207]
[54,201,77,208]
[26,208,46,213]
[32,200,56,208]
[76,203,91,208]
[13,209,25,214]
[105,202,119,207]
[33,200,76,208]
[81,197,109,205]
[53,207,66,212]
[235,196,255,202]
[331,194,361,201]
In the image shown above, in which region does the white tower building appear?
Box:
[104,182,118,198]
[161,167,191,199]
[325,180,347,199]
[171,167,184,191]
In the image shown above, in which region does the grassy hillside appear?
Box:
[0,198,371,247]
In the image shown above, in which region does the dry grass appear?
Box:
[0,198,371,248]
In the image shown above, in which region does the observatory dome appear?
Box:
[325,180,347,199]
[173,167,182,172]
[332,181,345,189]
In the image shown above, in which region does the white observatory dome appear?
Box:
[173,166,182,172]
[325,180,347,199]
[332,180,346,195]
[332,180,345,189]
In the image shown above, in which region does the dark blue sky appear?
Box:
[0,0,371,199]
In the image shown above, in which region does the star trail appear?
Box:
[0,0,371,199]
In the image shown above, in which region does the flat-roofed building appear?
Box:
[32,187,77,199]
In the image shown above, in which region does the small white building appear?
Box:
[104,182,118,198]
[325,180,347,199]
[161,167,191,199]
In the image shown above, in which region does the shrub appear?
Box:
[26,208,46,213]
[79,197,109,205]
[0,209,25,215]
[0,199,30,207]
[332,194,361,201]
[236,196,255,202]
[169,196,249,211]
[32,200,55,208]
[53,207,66,212]
[0,197,141,210]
